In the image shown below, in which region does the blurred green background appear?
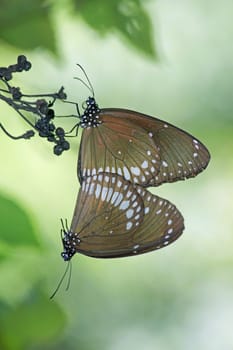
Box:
[0,0,232,349]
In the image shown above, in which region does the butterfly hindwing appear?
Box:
[132,186,184,255]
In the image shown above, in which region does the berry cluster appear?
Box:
[0,55,31,82]
[0,55,71,155]
[35,100,70,155]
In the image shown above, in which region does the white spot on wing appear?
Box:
[141,160,148,169]
[106,188,113,202]
[131,166,140,176]
[117,168,123,175]
[95,184,101,199]
[113,193,123,206]
[119,200,130,210]
[88,183,95,195]
[117,180,122,188]
[101,187,108,201]
[111,192,119,204]
[123,166,131,180]
[126,209,134,219]
[126,221,133,230]
[98,174,103,182]
[144,207,150,214]
[104,175,110,182]
[126,191,132,198]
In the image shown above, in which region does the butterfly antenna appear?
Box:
[60,218,66,232]
[76,64,95,98]
[65,218,69,232]
[66,260,72,291]
[74,77,94,97]
[50,262,71,299]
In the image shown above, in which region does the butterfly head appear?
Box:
[80,96,102,128]
[60,222,81,261]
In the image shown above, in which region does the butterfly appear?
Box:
[61,173,184,260]
[71,66,209,186]
[75,94,210,188]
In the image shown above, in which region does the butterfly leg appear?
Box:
[64,123,80,137]
[62,100,81,116]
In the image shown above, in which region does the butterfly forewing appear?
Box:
[99,109,210,186]
[69,174,144,255]
[78,116,161,186]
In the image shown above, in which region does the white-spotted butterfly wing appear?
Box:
[61,173,184,259]
[104,109,210,186]
[78,115,161,186]
[133,186,184,254]
[78,100,210,187]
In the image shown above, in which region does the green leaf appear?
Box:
[0,0,56,52]
[75,0,157,58]
[0,290,66,350]
[0,193,40,248]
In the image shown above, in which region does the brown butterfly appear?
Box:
[76,95,210,187]
[61,173,184,260]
